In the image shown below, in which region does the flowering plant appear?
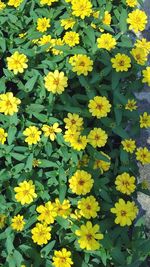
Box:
[0,0,150,266]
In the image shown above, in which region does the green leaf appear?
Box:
[25,153,33,171]
[41,241,56,257]
[8,126,17,145]
[25,75,38,92]
[119,9,128,33]
[39,159,59,168]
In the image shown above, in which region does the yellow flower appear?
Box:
[93,152,111,173]
[0,214,6,229]
[54,198,71,218]
[14,180,37,205]
[23,126,41,145]
[36,17,50,32]
[103,11,111,26]
[78,196,100,219]
[111,198,138,226]
[61,18,76,30]
[40,0,58,5]
[135,38,150,55]
[69,54,93,76]
[97,33,116,51]
[0,92,21,116]
[126,0,137,7]
[136,147,150,165]
[18,32,27,38]
[8,0,23,7]
[125,99,137,111]
[142,67,150,86]
[32,159,41,167]
[64,128,80,143]
[51,38,64,55]
[11,214,25,231]
[44,70,68,94]
[0,1,6,10]
[115,172,136,195]
[7,51,28,75]
[36,201,57,224]
[88,96,111,118]
[69,135,87,151]
[69,170,94,195]
[38,35,51,51]
[64,113,83,130]
[75,221,104,250]
[111,53,131,72]
[52,248,73,267]
[63,31,80,47]
[70,209,82,220]
[140,112,150,128]
[71,0,92,19]
[121,139,136,153]
[127,9,147,33]
[42,123,62,141]
[141,179,149,190]
[31,223,51,245]
[88,128,108,148]
[131,47,147,65]
[0,128,7,144]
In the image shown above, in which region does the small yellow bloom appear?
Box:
[88,128,108,148]
[61,18,76,30]
[142,67,150,86]
[69,135,87,151]
[52,248,73,267]
[111,53,131,72]
[126,0,137,7]
[69,170,94,195]
[36,201,57,224]
[131,47,147,65]
[97,33,116,51]
[121,139,136,153]
[0,1,6,10]
[78,195,100,219]
[19,32,27,38]
[88,96,111,118]
[51,38,64,55]
[8,0,23,8]
[40,0,58,5]
[111,198,138,226]
[7,51,28,75]
[78,154,89,168]
[0,92,21,116]
[71,0,92,19]
[69,54,93,76]
[31,223,51,245]
[135,38,150,55]
[75,221,104,250]
[38,35,51,51]
[115,172,136,195]
[54,198,71,218]
[127,9,147,33]
[64,113,83,130]
[23,126,41,145]
[0,214,6,229]
[103,11,111,26]
[140,112,150,128]
[44,70,68,94]
[14,180,37,205]
[125,99,137,111]
[42,123,62,141]
[136,147,150,165]
[36,17,50,32]
[93,152,111,173]
[11,214,25,231]
[64,128,80,143]
[63,31,80,47]
[0,128,7,144]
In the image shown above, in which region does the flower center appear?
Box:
[86,234,93,240]
[121,210,127,216]
[78,179,85,185]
